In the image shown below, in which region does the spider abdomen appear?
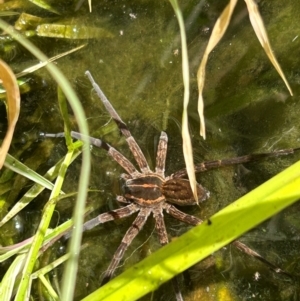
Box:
[124,175,165,206]
[162,178,208,206]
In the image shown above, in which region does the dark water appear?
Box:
[1,0,300,300]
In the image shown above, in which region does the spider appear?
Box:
[47,71,299,300]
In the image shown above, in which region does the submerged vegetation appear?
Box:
[0,1,300,300]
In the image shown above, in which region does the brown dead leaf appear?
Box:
[0,60,20,168]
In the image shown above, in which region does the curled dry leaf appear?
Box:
[197,0,293,139]
[0,60,20,168]
[244,0,293,96]
[197,0,238,139]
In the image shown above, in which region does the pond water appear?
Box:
[0,0,300,300]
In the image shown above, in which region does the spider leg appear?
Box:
[165,205,293,280]
[165,204,293,276]
[63,203,139,240]
[116,195,131,204]
[85,71,151,174]
[153,207,184,301]
[232,241,293,278]
[164,203,203,226]
[153,207,169,245]
[101,207,151,285]
[44,131,140,177]
[155,132,168,178]
[171,147,300,179]
[165,205,293,278]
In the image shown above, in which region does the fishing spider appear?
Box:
[49,71,298,299]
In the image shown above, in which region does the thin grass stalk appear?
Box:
[57,86,73,145]
[4,153,55,190]
[169,0,198,202]
[37,274,59,300]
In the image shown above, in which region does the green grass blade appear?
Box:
[4,153,54,190]
[82,159,300,301]
[0,147,82,227]
[15,149,75,300]
[57,86,73,145]
[0,254,26,300]
[28,0,60,14]
[0,209,83,262]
